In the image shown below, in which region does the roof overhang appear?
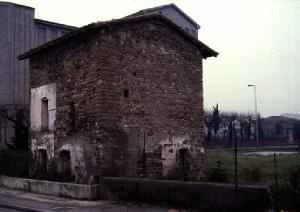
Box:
[19,14,218,60]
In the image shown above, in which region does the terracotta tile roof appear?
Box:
[19,14,218,60]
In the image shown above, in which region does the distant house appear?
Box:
[0,1,76,150]
[20,13,217,182]
[128,3,200,38]
[261,116,300,141]
[281,113,300,120]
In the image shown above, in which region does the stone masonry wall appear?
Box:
[29,18,204,181]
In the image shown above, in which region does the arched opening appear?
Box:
[178,148,188,181]
[58,150,71,174]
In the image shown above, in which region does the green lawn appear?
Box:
[203,151,300,185]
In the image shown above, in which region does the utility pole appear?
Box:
[142,132,146,178]
[234,141,238,188]
[248,84,258,149]
[273,153,279,212]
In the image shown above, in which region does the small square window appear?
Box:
[124,89,129,98]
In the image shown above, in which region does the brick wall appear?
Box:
[29,18,204,180]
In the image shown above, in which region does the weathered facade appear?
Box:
[21,15,217,182]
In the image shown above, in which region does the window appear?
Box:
[41,98,49,131]
[124,89,129,98]
[69,102,75,130]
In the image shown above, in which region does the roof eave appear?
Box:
[19,14,218,60]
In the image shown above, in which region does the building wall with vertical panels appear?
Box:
[11,4,35,105]
[0,3,13,106]
[0,2,34,106]
[0,1,76,149]
[34,20,76,48]
[151,7,198,37]
[0,2,76,107]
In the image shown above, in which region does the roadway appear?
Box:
[0,186,190,212]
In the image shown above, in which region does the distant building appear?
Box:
[20,14,217,182]
[281,113,300,120]
[261,116,300,141]
[128,4,200,38]
[0,1,76,149]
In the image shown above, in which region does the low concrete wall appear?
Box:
[98,177,271,211]
[0,176,98,200]
[0,175,271,210]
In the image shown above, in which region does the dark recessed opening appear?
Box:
[59,150,71,174]
[69,102,75,130]
[38,149,47,172]
[41,98,49,131]
[133,72,137,76]
[124,89,129,98]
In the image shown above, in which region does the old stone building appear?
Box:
[0,1,76,149]
[20,14,217,181]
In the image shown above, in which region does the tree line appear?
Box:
[204,104,263,143]
[205,104,300,143]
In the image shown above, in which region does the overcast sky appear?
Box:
[10,0,300,117]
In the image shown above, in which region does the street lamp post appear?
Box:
[248,84,259,149]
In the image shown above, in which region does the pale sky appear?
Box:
[10,0,300,117]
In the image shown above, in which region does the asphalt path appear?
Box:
[0,186,192,212]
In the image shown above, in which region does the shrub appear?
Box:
[269,167,300,212]
[288,167,300,211]
[241,166,264,183]
[207,160,228,182]
[0,150,32,178]
[30,157,74,182]
[44,158,74,182]
[289,167,300,189]
[0,150,74,183]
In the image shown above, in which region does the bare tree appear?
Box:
[205,111,213,142]
[0,105,29,150]
[212,104,221,141]
[246,115,252,140]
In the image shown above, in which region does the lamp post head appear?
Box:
[248,84,254,87]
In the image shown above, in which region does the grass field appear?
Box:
[203,150,300,185]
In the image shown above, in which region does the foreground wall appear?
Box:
[0,175,98,200]
[0,175,271,211]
